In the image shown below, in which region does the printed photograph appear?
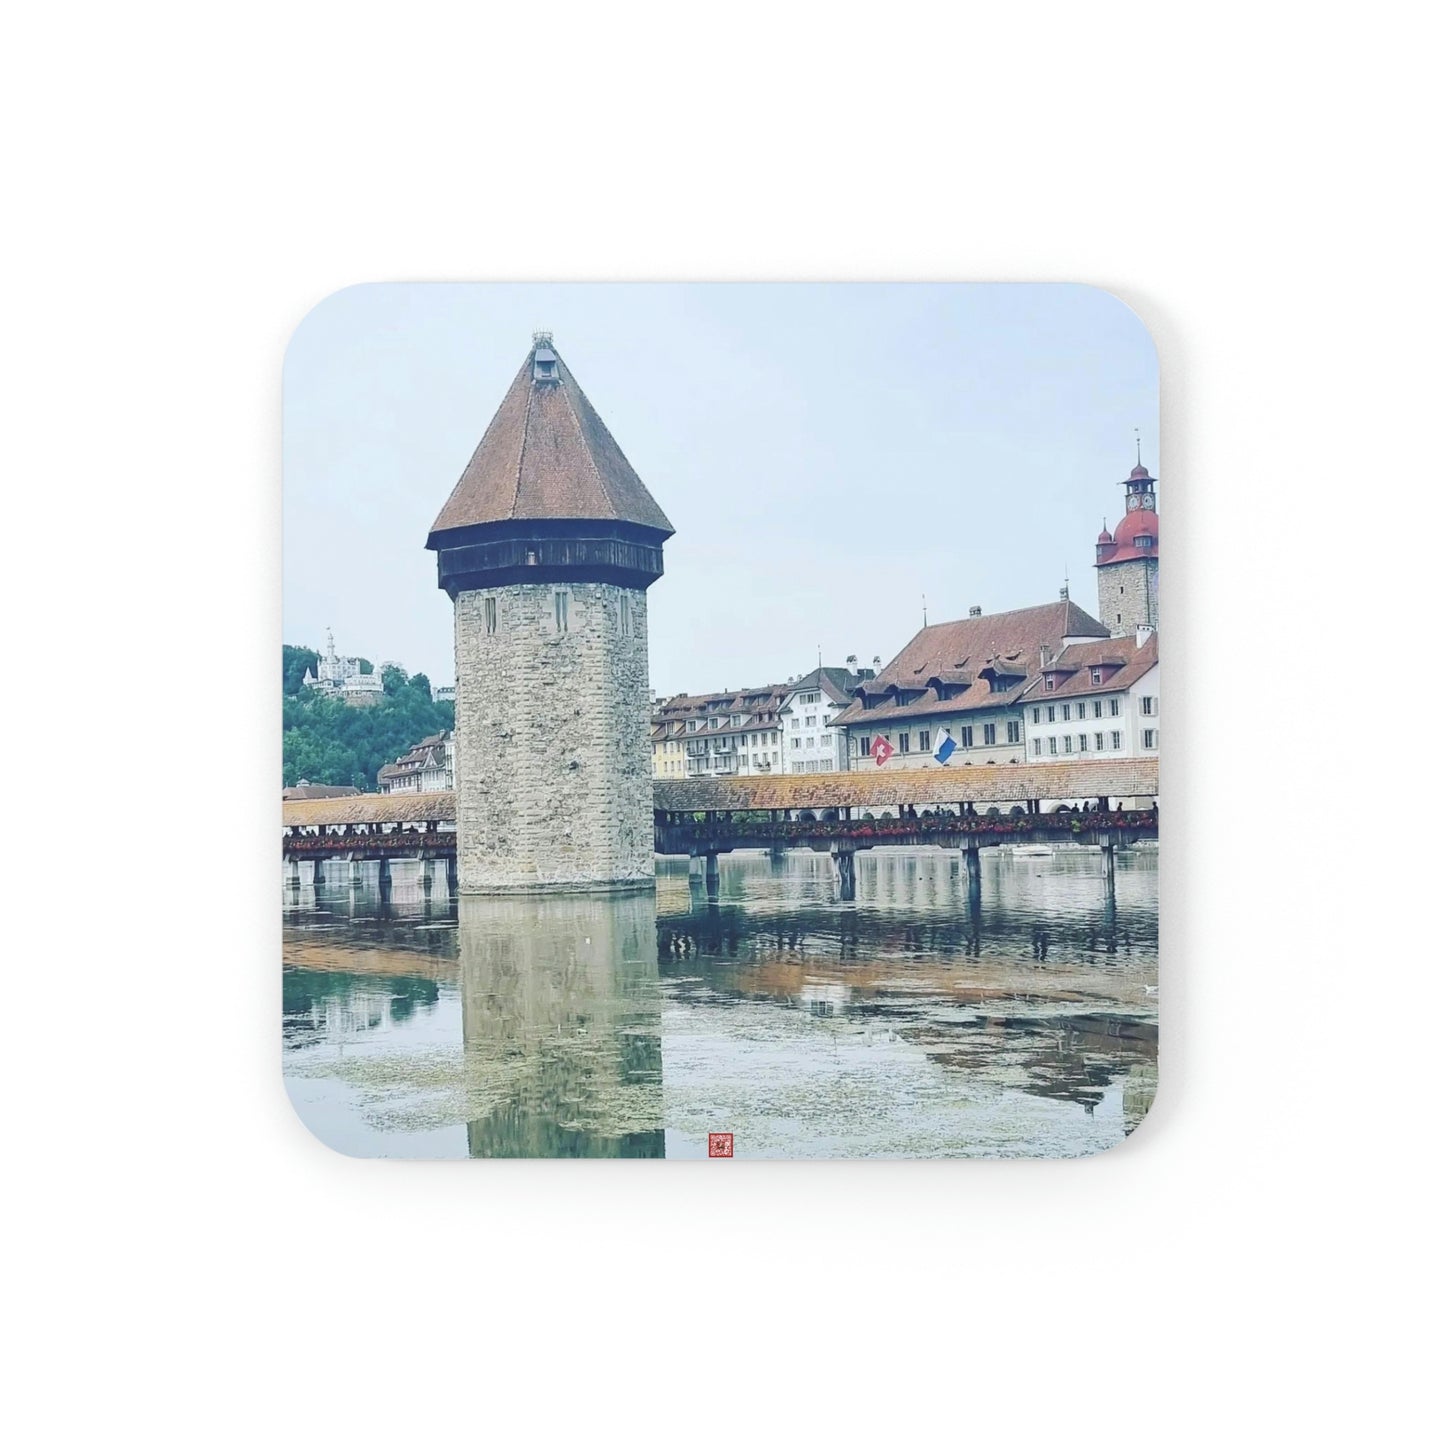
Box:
[282,283,1160,1158]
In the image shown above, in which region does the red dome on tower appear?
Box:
[1110,506,1158,548]
[1097,526,1114,544]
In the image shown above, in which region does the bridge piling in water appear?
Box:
[830,845,857,902]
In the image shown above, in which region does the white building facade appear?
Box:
[302,629,384,704]
[1023,629,1158,762]
[779,665,873,773]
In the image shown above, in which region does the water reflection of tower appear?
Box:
[458,892,664,1158]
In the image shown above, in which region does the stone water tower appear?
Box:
[427,334,674,892]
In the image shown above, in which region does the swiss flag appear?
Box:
[870,735,895,767]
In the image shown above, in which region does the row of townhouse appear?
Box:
[650,662,877,778]
[650,685,789,778]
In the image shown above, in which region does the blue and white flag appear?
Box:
[934,731,957,765]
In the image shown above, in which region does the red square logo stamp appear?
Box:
[707,1133,734,1158]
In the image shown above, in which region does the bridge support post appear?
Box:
[831,845,857,902]
[769,844,786,864]
[446,853,458,894]
[1101,839,1116,899]
[286,858,300,889]
[962,845,982,911]
[417,854,432,893]
[312,857,325,893]
[704,852,720,897]
[377,856,391,897]
[348,854,362,888]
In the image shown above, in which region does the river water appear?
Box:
[283,847,1158,1159]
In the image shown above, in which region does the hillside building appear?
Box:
[378,732,455,794]
[302,630,384,706]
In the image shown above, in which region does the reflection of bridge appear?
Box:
[282,758,1157,902]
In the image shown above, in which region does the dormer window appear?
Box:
[1135,535,1153,549]
[1090,667,1102,685]
[1044,676,1056,692]
[532,334,559,383]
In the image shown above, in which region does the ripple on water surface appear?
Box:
[282,847,1158,1158]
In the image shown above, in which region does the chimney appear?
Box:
[872,655,881,669]
[846,653,857,668]
[1136,623,1155,649]
[968,605,982,617]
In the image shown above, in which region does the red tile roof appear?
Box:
[428,339,673,541]
[832,600,1108,727]
[1024,631,1158,702]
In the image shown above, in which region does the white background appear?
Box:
[5,3,1437,1441]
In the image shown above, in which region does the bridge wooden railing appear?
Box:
[656,807,1155,845]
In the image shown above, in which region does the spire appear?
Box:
[427,335,673,543]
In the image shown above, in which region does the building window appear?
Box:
[1143,728,1157,749]
[1063,735,1073,754]
[1048,737,1058,756]
[1116,613,1122,624]
[1045,676,1055,691]
[1111,730,1122,749]
[919,730,930,751]
[1061,704,1071,721]
[961,725,974,748]
[1109,698,1120,717]
[554,591,569,632]
[1095,733,1104,751]
[898,732,910,753]
[619,594,632,637]
[1032,707,1041,724]
[792,737,801,749]
[1090,667,1102,685]
[1141,696,1156,715]
[1032,738,1042,756]
[1006,720,1021,744]
[484,596,497,634]
[1046,706,1056,723]
[983,722,996,745]
[1078,734,1088,752]
[1093,700,1102,719]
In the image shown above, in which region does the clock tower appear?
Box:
[1094,456,1160,638]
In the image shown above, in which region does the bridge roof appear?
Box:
[282,758,1157,830]
[654,758,1157,812]
[283,791,456,828]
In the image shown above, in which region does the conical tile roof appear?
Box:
[428,337,673,543]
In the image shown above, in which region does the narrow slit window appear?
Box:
[484,597,497,635]
[554,592,569,633]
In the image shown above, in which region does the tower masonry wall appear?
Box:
[453,581,654,892]
[1098,558,1159,638]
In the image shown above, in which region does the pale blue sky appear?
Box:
[284,283,1158,695]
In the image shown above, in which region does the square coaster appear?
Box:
[283,283,1159,1159]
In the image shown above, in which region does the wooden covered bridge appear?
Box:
[283,758,1157,901]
